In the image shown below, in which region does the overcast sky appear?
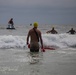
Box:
[0,0,76,25]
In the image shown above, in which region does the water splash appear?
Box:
[0,34,76,49]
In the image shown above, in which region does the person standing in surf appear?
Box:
[26,22,43,52]
[8,18,14,28]
[46,27,58,34]
[67,28,76,34]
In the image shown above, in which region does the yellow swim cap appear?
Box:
[33,22,38,27]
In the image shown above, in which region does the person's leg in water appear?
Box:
[11,24,14,28]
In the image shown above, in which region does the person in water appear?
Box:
[26,22,43,52]
[46,27,58,34]
[67,28,76,34]
[8,18,14,28]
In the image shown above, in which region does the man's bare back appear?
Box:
[28,28,41,42]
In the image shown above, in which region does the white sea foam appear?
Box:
[43,33,76,48]
[0,35,26,49]
[0,33,76,49]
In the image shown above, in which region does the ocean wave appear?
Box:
[43,33,76,48]
[0,34,76,49]
[0,35,26,49]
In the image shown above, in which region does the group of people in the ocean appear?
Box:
[26,22,76,53]
[8,18,76,34]
[46,27,76,34]
[7,18,76,52]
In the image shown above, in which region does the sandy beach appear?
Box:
[0,48,76,75]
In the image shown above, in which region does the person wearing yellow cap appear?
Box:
[26,22,43,52]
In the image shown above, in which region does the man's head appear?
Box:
[52,27,54,30]
[11,18,13,20]
[33,22,38,28]
[71,28,73,30]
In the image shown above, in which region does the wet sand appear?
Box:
[0,48,76,75]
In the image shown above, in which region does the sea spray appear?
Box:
[0,34,76,49]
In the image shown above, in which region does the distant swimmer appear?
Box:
[8,18,14,28]
[46,27,58,34]
[67,28,76,34]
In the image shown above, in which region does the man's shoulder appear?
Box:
[36,29,41,35]
[29,28,33,31]
[36,29,39,31]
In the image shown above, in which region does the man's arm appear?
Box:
[39,32,43,48]
[66,30,70,33]
[55,30,58,34]
[74,30,76,34]
[46,30,51,33]
[26,31,30,45]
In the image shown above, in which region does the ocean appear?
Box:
[0,24,76,75]
[0,24,76,49]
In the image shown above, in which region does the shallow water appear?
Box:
[0,24,76,75]
[0,48,76,75]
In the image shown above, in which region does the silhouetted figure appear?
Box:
[8,18,14,28]
[46,27,58,34]
[67,28,76,34]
